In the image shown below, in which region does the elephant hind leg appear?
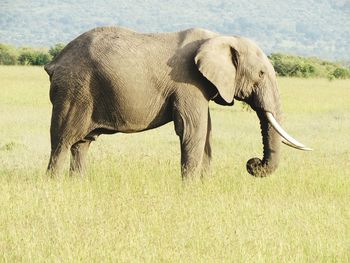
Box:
[70,140,92,176]
[47,103,92,177]
[47,142,70,177]
[48,134,91,178]
[69,127,117,176]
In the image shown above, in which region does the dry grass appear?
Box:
[0,66,349,262]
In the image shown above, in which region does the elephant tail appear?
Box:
[44,62,55,79]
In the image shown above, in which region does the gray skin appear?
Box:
[45,26,281,178]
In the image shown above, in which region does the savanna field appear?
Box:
[0,66,349,262]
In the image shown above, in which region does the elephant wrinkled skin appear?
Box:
[45,26,309,178]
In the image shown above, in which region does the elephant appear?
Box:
[45,26,311,178]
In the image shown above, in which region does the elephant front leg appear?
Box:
[173,107,209,179]
[201,109,212,177]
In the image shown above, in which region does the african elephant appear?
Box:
[45,26,311,178]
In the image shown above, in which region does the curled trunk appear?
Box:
[246,110,281,177]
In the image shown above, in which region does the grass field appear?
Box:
[0,65,349,262]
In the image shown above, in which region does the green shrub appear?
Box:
[18,48,51,65]
[34,51,51,65]
[18,49,34,65]
[268,53,349,79]
[331,67,350,79]
[0,44,18,65]
[49,43,65,59]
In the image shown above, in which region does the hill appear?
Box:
[0,0,349,61]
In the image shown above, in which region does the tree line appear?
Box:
[268,53,350,80]
[0,43,349,79]
[0,43,64,66]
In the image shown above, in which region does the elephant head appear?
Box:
[195,36,311,177]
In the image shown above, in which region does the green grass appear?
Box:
[0,65,349,262]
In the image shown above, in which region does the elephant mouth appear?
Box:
[265,112,312,151]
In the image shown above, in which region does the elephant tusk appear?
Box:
[265,112,313,151]
[281,138,312,151]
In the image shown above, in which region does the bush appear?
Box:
[0,44,18,65]
[269,53,318,78]
[49,43,65,59]
[18,48,51,65]
[331,67,350,79]
[34,51,51,65]
[268,53,350,79]
[17,49,34,65]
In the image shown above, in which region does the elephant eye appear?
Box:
[259,70,265,78]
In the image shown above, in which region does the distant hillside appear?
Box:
[0,0,349,61]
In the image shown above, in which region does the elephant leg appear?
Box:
[47,107,70,176]
[47,103,91,177]
[70,140,91,176]
[47,141,70,177]
[201,109,212,176]
[173,105,209,179]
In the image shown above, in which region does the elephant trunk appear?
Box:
[246,109,281,177]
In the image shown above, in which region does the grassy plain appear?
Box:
[0,65,349,262]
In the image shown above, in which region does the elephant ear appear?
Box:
[195,36,238,104]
